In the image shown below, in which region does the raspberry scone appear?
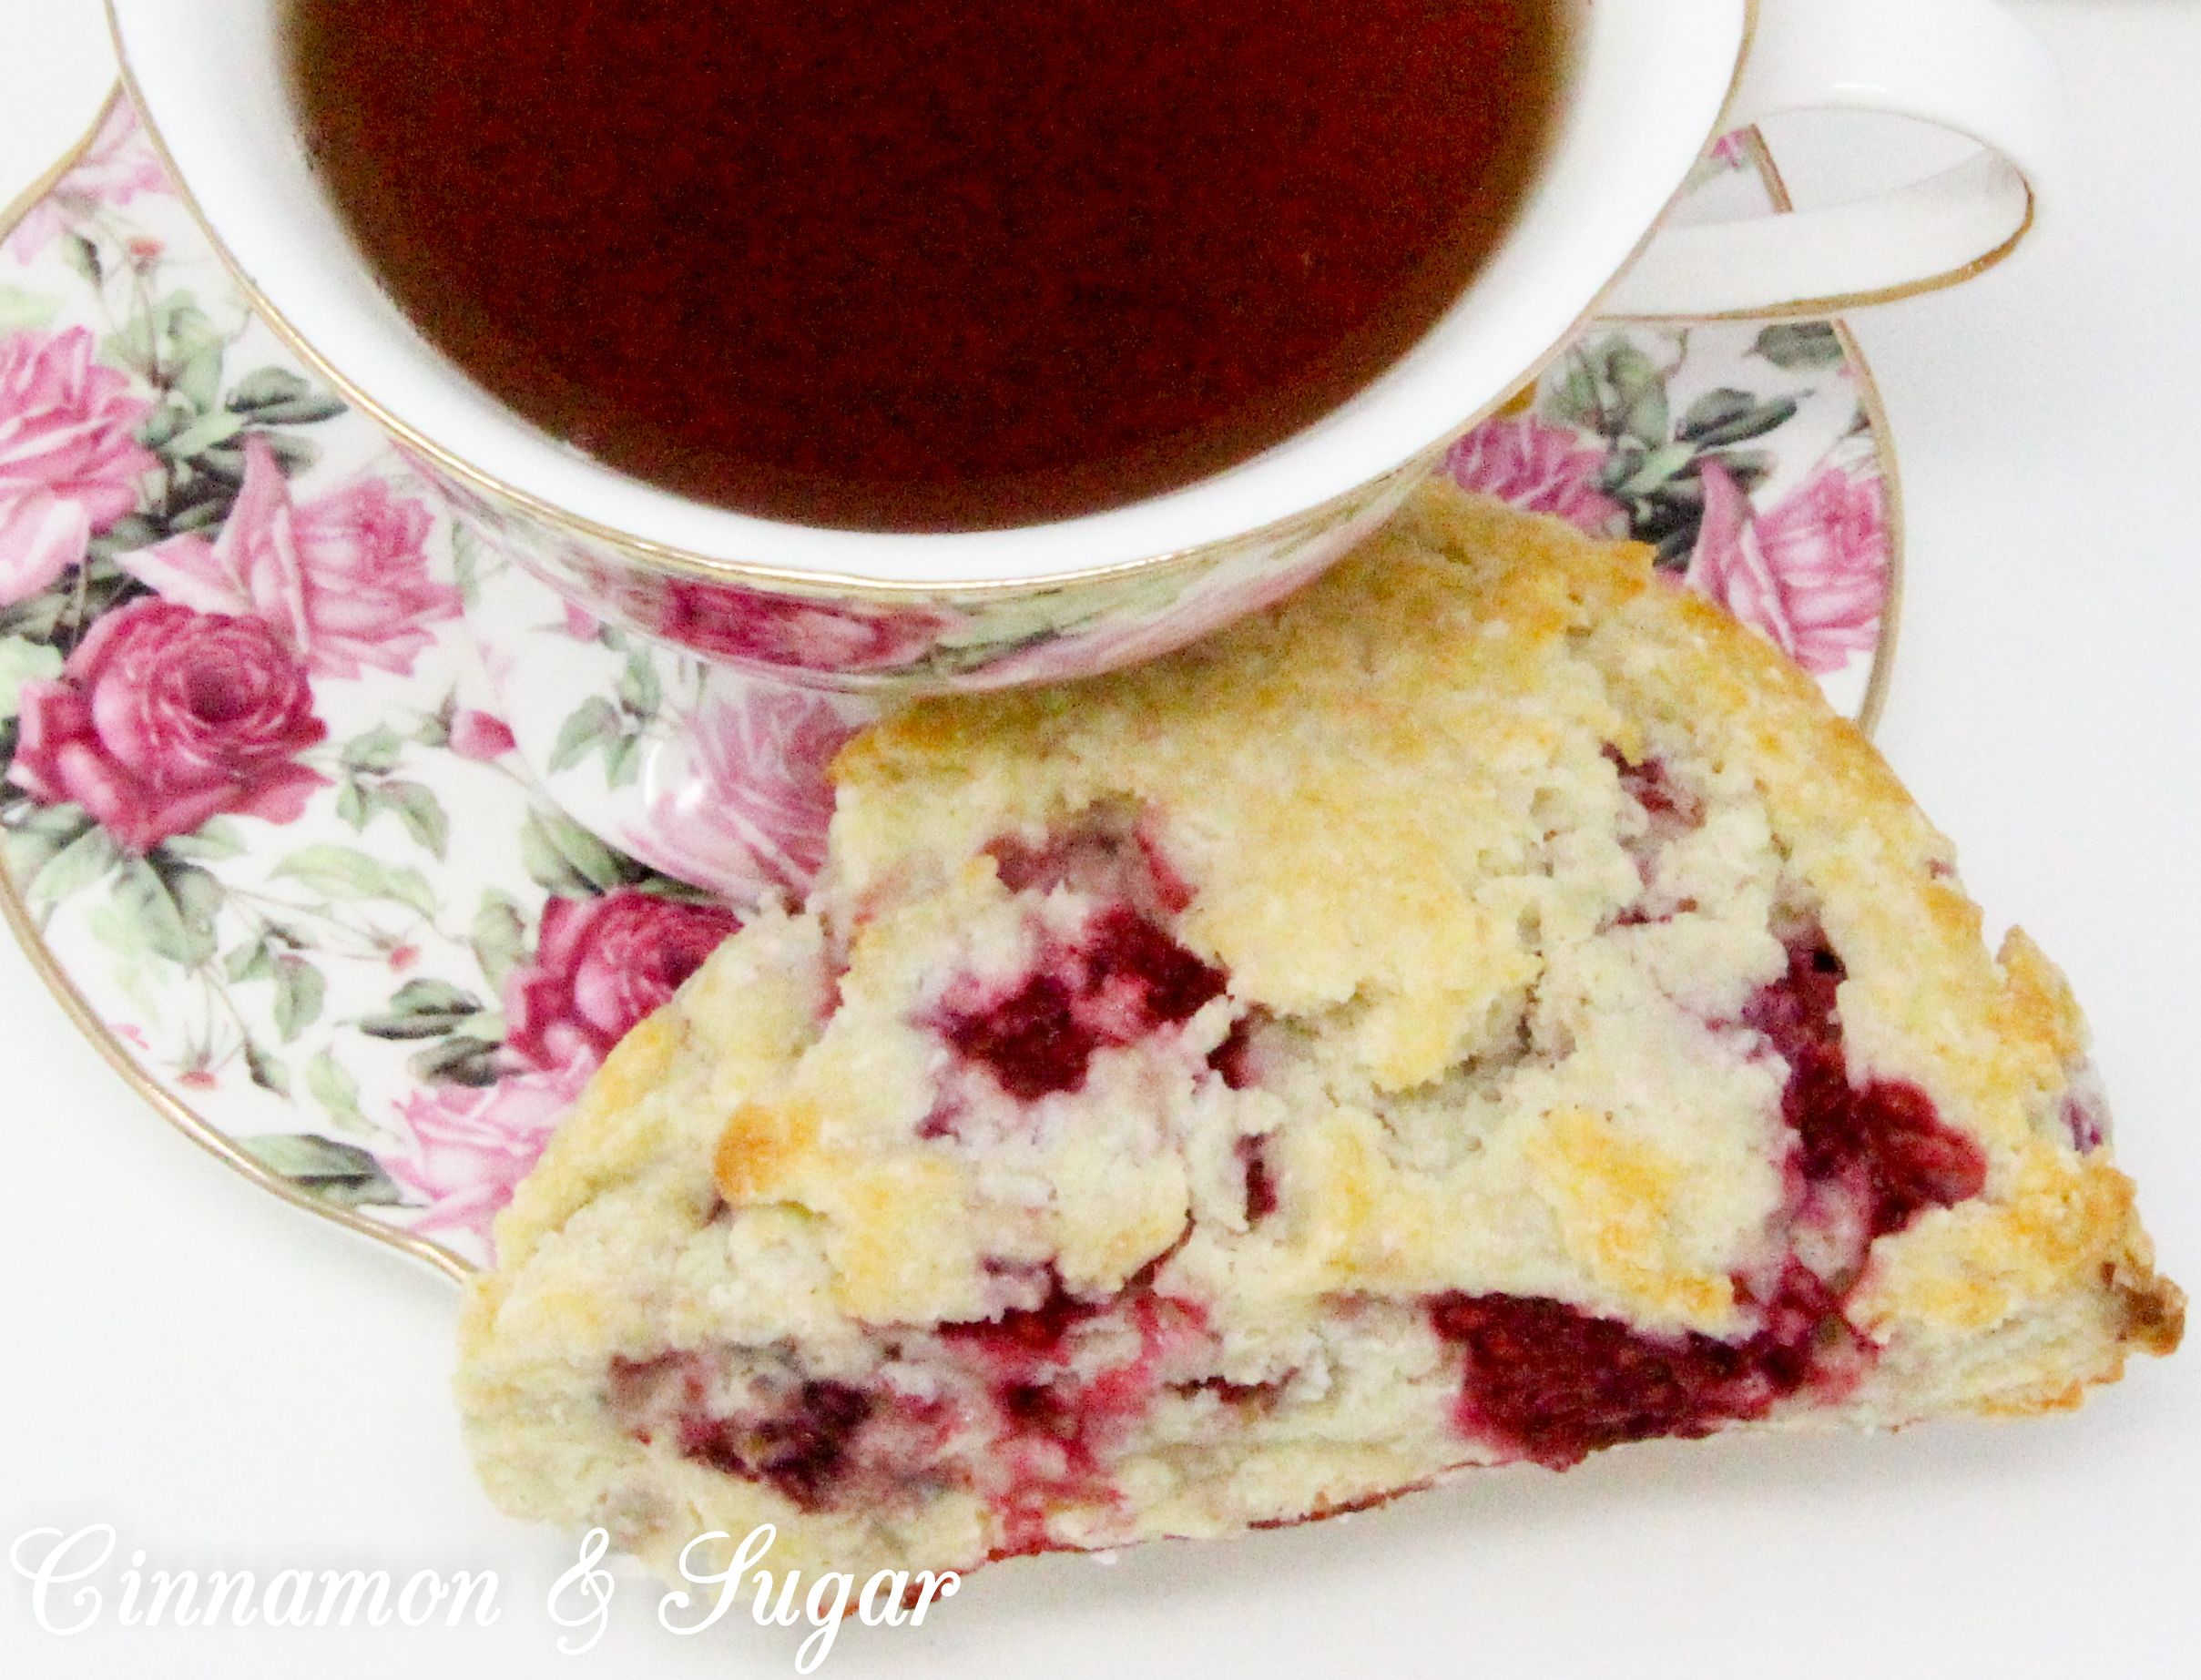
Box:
[457,484,2180,1582]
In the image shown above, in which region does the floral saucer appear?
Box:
[0,96,1900,1279]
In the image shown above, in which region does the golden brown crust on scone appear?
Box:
[458,483,2177,1583]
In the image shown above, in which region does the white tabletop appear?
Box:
[3,4,2196,1676]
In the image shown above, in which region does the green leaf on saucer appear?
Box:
[335,779,371,831]
[118,852,222,969]
[20,819,120,905]
[162,816,248,861]
[1611,441,1702,499]
[0,636,65,719]
[163,409,249,462]
[82,902,148,963]
[604,733,643,789]
[548,695,623,775]
[137,395,189,451]
[271,844,437,917]
[272,954,328,1043]
[224,937,277,985]
[341,724,406,775]
[95,512,163,555]
[176,344,227,416]
[449,525,485,608]
[470,890,530,993]
[201,431,318,483]
[1677,389,1798,448]
[1547,354,1600,435]
[409,1033,504,1088]
[239,1132,404,1208]
[388,977,485,1018]
[160,485,234,535]
[1707,448,1776,496]
[378,779,451,860]
[61,231,101,287]
[0,286,59,332]
[226,366,347,424]
[616,652,661,718]
[260,433,321,474]
[244,1040,291,1097]
[303,1048,366,1131]
[1753,321,1846,372]
[359,976,484,1040]
[157,292,221,351]
[415,690,458,749]
[628,871,723,906]
[520,808,628,897]
[1619,382,1669,453]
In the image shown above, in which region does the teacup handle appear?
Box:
[1600,0,2063,319]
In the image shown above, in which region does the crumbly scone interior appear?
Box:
[458,484,2180,1581]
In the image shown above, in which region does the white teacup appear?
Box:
[109,0,2059,691]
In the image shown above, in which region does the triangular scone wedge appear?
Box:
[458,483,2181,1583]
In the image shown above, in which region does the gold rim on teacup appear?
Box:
[107,0,2051,688]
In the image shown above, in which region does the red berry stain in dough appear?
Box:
[606,1352,876,1512]
[1432,932,1984,1467]
[1745,938,1987,1237]
[1237,1135,1279,1222]
[943,1276,1209,1556]
[942,971,1093,1103]
[1207,1015,1259,1090]
[1430,1264,1862,1470]
[943,1273,1109,1357]
[940,906,1228,1101]
[987,805,1195,916]
[1605,745,1705,829]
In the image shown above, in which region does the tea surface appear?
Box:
[284,0,1561,531]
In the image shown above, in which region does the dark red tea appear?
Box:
[282,0,1562,532]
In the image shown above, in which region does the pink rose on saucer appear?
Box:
[448,708,518,761]
[8,599,329,852]
[1707,130,1753,171]
[0,327,158,606]
[504,889,742,1070]
[621,687,857,901]
[1442,416,1626,538]
[1685,457,1886,675]
[123,434,458,679]
[6,102,170,266]
[388,1050,597,1255]
[647,576,959,676]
